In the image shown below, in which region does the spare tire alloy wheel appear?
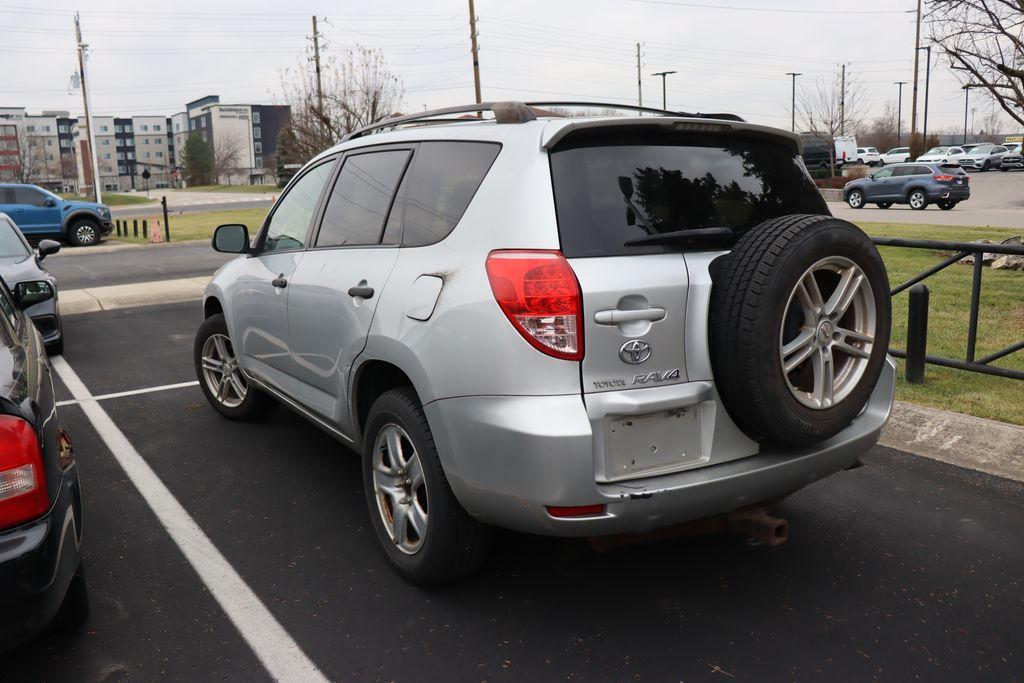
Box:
[709,214,891,445]
[847,190,864,209]
[780,257,876,409]
[372,424,428,555]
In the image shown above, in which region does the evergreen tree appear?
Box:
[181,133,213,186]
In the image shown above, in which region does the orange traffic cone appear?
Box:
[151,218,165,244]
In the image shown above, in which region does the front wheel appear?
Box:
[194,314,276,420]
[363,387,489,584]
[908,190,928,210]
[847,190,865,209]
[980,161,989,172]
[67,219,100,247]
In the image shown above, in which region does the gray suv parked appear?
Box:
[195,102,895,583]
[844,163,970,210]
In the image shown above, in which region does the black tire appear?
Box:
[1000,167,1008,172]
[194,314,276,420]
[981,161,989,172]
[362,387,489,585]
[908,189,928,210]
[875,202,892,209]
[51,563,89,630]
[67,219,100,247]
[938,201,957,211]
[846,189,865,209]
[709,215,891,445]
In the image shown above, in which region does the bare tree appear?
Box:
[978,103,1006,141]
[796,71,869,175]
[927,0,1024,128]
[280,45,404,162]
[59,153,78,192]
[12,127,44,183]
[863,101,902,151]
[213,132,245,185]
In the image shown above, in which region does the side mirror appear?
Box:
[44,198,57,207]
[36,239,61,262]
[213,224,251,254]
[14,280,54,309]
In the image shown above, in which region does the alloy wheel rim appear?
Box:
[779,256,876,410]
[201,333,247,408]
[76,225,97,244]
[372,424,428,555]
[910,193,924,208]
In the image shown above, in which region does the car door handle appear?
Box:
[594,307,666,325]
[348,286,374,299]
[271,275,287,289]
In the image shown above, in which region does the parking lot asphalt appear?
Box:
[48,242,232,289]
[7,302,1022,682]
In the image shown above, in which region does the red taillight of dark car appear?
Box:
[485,250,584,361]
[0,415,48,530]
[933,174,956,182]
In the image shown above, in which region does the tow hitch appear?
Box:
[588,505,789,552]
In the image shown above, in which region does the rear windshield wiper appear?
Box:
[624,227,735,249]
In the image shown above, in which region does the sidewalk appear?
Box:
[61,276,210,313]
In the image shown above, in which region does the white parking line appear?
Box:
[56,380,200,407]
[51,357,328,683]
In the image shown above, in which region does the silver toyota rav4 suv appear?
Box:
[195,102,895,584]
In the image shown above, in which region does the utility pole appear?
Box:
[467,0,482,104]
[962,85,971,144]
[74,13,101,204]
[311,16,324,116]
[636,43,643,114]
[651,70,677,110]
[910,0,922,144]
[894,81,907,146]
[918,45,931,147]
[840,64,846,136]
[786,72,802,132]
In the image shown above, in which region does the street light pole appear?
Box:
[894,81,907,146]
[917,45,932,146]
[650,70,677,110]
[786,72,802,132]
[962,85,972,144]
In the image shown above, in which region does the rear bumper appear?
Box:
[427,359,896,536]
[0,466,83,651]
[926,186,970,201]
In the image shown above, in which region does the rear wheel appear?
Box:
[875,202,892,209]
[847,190,864,209]
[194,314,276,420]
[908,190,928,210]
[980,160,990,172]
[937,200,957,210]
[709,215,891,445]
[67,219,100,247]
[363,387,489,584]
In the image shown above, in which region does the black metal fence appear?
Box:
[114,195,171,242]
[872,236,1024,382]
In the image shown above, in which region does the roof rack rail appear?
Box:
[343,100,745,141]
[524,101,745,122]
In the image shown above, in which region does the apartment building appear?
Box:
[0,107,79,191]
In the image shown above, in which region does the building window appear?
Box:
[100,125,109,132]
[42,125,51,132]
[253,127,261,139]
[26,125,35,132]
[102,139,109,146]
[118,165,126,174]
[253,112,260,124]
[60,139,71,148]
[143,151,150,158]
[141,124,148,131]
[115,125,123,133]
[174,123,180,131]
[255,156,263,167]
[142,138,148,145]
[200,118,206,128]
[46,139,53,147]
[125,124,133,132]
[254,142,263,153]
[46,153,54,161]
[104,152,111,160]
[59,125,69,133]
[154,124,161,131]
[156,151,164,158]
[127,152,134,160]
[190,120,196,130]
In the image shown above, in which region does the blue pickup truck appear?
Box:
[0,184,112,246]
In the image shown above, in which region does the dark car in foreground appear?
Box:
[0,213,63,354]
[844,163,970,211]
[0,184,112,246]
[0,275,86,652]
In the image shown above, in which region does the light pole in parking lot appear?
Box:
[650,70,677,110]
[917,45,932,146]
[962,84,979,144]
[894,81,907,146]
[786,72,802,132]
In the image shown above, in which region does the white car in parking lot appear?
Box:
[916,146,968,165]
[856,147,881,165]
[879,147,912,165]
[958,144,1009,172]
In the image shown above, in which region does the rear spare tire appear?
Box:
[709,215,890,445]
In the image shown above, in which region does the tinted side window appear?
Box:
[873,168,893,179]
[401,141,501,247]
[914,165,933,175]
[13,187,46,206]
[262,160,335,253]
[316,150,411,248]
[893,166,915,177]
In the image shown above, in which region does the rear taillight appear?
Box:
[485,250,583,361]
[0,415,48,530]
[934,174,956,182]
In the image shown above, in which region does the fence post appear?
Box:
[133,219,138,238]
[115,219,121,237]
[906,284,929,384]
[161,196,170,242]
[965,255,984,362]
[142,219,148,239]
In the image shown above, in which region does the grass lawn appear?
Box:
[860,221,1024,425]
[112,208,268,244]
[183,184,277,194]
[61,193,155,207]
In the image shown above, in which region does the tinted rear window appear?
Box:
[550,131,828,257]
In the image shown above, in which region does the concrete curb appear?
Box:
[52,239,207,257]
[62,277,210,314]
[819,188,843,202]
[881,401,1024,483]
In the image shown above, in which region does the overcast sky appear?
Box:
[2,0,1016,136]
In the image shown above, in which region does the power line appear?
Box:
[628,0,912,14]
